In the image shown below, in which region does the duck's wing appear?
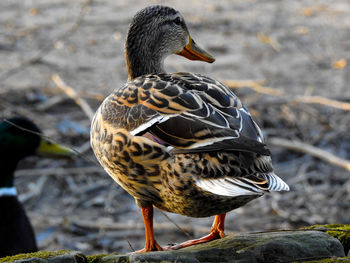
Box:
[111,72,269,156]
[103,72,289,196]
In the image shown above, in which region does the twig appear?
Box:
[49,217,210,234]
[224,79,350,111]
[15,166,105,177]
[257,32,281,52]
[293,95,350,111]
[75,141,93,154]
[125,238,135,252]
[71,219,190,232]
[222,80,283,95]
[30,214,235,239]
[269,137,350,171]
[0,0,92,82]
[51,74,95,121]
[160,211,193,238]
[71,219,230,236]
[36,95,67,111]
[78,91,105,101]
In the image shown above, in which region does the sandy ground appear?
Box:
[1,0,350,254]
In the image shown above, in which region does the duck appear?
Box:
[90,5,290,253]
[0,117,74,257]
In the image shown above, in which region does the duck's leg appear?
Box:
[135,206,163,253]
[168,214,226,250]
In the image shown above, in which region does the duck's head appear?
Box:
[0,117,74,187]
[125,5,215,80]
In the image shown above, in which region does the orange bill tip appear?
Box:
[176,37,215,63]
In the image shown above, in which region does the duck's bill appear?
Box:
[176,36,215,63]
[36,139,75,158]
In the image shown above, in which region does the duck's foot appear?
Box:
[135,210,227,252]
[134,230,225,253]
[164,214,226,250]
[134,241,164,253]
[164,229,225,250]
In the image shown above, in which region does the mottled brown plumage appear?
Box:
[91,5,289,252]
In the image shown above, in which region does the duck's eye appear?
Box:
[173,17,181,26]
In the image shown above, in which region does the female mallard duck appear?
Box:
[0,117,74,257]
[91,5,289,252]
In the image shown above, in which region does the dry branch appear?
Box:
[257,32,281,52]
[73,219,194,233]
[269,137,350,171]
[224,79,350,111]
[36,95,67,111]
[15,166,105,177]
[222,80,283,95]
[160,210,193,238]
[294,95,350,111]
[51,74,95,121]
[30,214,231,236]
[78,91,105,101]
[76,141,93,154]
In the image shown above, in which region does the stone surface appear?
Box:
[1,229,349,263]
[0,251,85,263]
[100,230,345,263]
[298,258,350,263]
[303,224,350,255]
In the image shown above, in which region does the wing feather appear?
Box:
[99,72,289,196]
[195,171,289,198]
[195,178,263,197]
[108,72,268,154]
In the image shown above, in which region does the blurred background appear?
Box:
[1,0,349,254]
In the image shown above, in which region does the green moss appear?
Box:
[99,254,130,263]
[293,256,350,263]
[86,254,108,263]
[0,250,72,263]
[303,224,350,255]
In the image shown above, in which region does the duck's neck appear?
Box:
[125,35,166,80]
[1,158,17,188]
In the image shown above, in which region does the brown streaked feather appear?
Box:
[90,70,288,216]
[91,112,170,204]
[90,4,290,224]
[105,72,268,154]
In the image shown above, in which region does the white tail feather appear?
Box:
[195,178,263,197]
[195,173,289,198]
[264,173,290,191]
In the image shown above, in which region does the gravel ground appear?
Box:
[1,0,349,254]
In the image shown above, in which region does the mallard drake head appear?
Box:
[125,5,215,80]
[0,117,74,187]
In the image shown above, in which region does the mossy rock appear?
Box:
[86,255,108,263]
[1,227,349,263]
[303,224,350,255]
[100,230,345,263]
[0,250,86,263]
[295,257,350,263]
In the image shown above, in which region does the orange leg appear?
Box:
[135,206,163,253]
[167,214,226,250]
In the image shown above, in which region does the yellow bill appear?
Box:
[37,139,75,157]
